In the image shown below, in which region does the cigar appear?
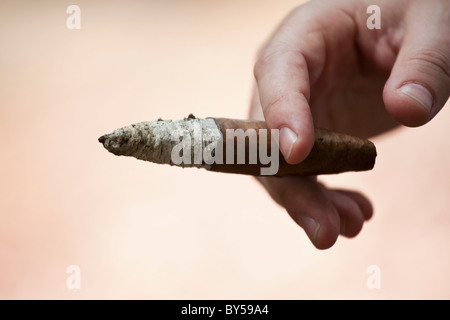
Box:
[98,115,376,177]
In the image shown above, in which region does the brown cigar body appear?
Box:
[210,118,376,177]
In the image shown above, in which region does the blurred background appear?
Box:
[0,0,449,299]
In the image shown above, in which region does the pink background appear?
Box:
[1,0,449,299]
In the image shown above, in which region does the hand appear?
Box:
[250,0,450,249]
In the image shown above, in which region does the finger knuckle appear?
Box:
[253,49,278,80]
[409,48,450,81]
[264,93,286,117]
[277,185,294,208]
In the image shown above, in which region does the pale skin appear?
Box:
[250,0,450,249]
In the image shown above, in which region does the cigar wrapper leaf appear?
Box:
[98,116,376,177]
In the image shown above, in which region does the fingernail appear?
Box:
[398,83,433,112]
[279,127,297,161]
[300,216,320,245]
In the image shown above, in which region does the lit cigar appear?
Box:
[98,115,376,177]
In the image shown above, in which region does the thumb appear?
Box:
[383,3,450,127]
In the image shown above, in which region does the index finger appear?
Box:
[253,9,326,164]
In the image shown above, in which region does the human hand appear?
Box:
[250,0,450,249]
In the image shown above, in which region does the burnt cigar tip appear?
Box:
[98,135,107,144]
